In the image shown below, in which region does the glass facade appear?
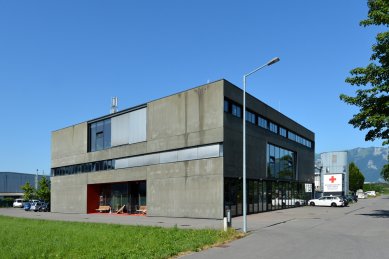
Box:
[267,143,296,180]
[224,178,312,217]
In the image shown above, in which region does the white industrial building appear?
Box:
[315,151,349,196]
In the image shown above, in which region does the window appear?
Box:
[269,122,278,134]
[258,116,268,129]
[246,111,256,124]
[89,118,111,152]
[279,127,287,137]
[224,100,230,113]
[288,131,296,141]
[232,104,242,118]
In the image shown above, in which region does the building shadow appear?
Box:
[358,210,389,218]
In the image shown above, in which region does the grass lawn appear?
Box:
[0,215,240,259]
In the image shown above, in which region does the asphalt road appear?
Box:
[184,196,389,259]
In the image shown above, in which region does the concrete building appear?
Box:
[51,80,315,219]
[0,172,43,199]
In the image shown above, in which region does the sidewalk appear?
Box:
[0,208,224,229]
[0,206,309,231]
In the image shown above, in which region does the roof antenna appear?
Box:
[110,97,118,114]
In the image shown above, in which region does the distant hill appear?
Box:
[316,147,388,183]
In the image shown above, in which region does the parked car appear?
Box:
[13,199,24,208]
[365,191,376,197]
[39,202,50,212]
[30,202,45,212]
[340,196,349,206]
[308,196,344,207]
[23,202,31,211]
[356,189,366,199]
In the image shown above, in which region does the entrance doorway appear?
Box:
[87,181,146,214]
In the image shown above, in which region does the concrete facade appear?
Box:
[51,79,315,219]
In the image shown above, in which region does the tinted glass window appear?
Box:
[232,104,242,118]
[267,144,296,180]
[224,100,229,112]
[258,117,268,128]
[269,122,278,133]
[89,118,111,152]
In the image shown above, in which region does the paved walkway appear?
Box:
[0,203,336,231]
[0,208,224,229]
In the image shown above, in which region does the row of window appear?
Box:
[224,99,313,148]
[52,144,222,177]
[52,160,115,176]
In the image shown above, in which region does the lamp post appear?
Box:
[242,57,280,233]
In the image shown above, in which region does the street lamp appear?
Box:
[242,57,280,233]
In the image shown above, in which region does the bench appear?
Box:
[116,205,125,214]
[96,205,111,213]
[136,205,147,215]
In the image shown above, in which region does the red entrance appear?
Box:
[87,181,146,214]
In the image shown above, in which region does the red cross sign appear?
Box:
[329,176,337,183]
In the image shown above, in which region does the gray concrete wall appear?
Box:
[147,157,224,219]
[223,81,315,182]
[51,174,87,213]
[52,123,88,168]
[147,81,224,153]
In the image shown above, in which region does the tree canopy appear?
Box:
[36,177,51,202]
[340,0,389,146]
[349,162,365,192]
[381,155,389,181]
[21,181,35,201]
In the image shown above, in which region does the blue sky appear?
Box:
[0,1,384,175]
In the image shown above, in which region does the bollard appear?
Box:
[227,209,232,228]
[223,217,227,232]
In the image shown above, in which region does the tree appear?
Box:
[36,177,51,202]
[381,155,389,181]
[21,181,35,201]
[340,0,389,146]
[349,162,365,192]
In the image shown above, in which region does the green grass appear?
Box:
[0,216,241,259]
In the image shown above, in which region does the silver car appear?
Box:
[30,202,44,212]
